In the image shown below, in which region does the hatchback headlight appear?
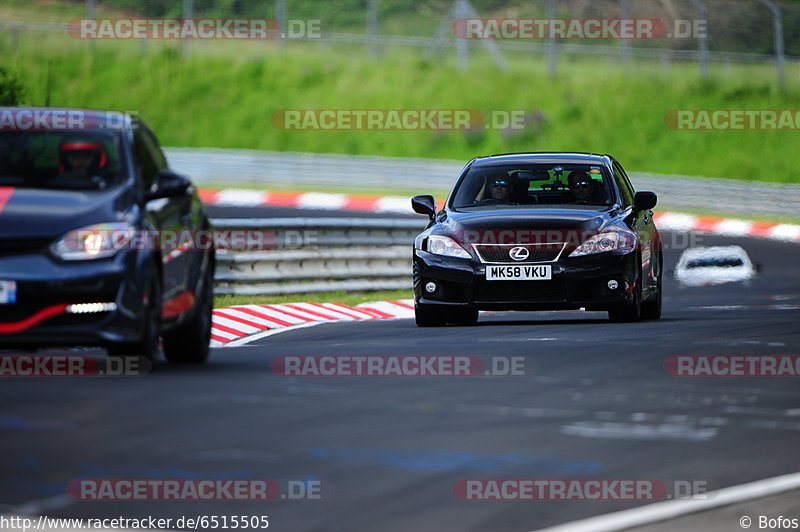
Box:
[569,231,635,257]
[50,223,135,261]
[426,235,471,259]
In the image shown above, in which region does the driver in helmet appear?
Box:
[52,138,109,189]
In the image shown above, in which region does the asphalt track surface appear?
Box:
[2,206,799,532]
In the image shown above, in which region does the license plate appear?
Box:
[0,280,17,304]
[486,264,552,281]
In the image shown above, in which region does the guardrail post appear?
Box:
[455,0,469,70]
[367,0,380,58]
[619,0,630,69]
[760,0,785,91]
[86,0,95,51]
[276,0,287,48]
[689,0,708,78]
[183,0,194,57]
[546,0,558,78]
[10,24,19,51]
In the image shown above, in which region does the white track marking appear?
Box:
[321,303,377,320]
[214,308,286,328]
[222,321,324,346]
[210,315,261,335]
[241,305,307,324]
[534,470,800,532]
[296,192,347,210]
[215,189,269,206]
[560,421,718,442]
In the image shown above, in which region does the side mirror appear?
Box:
[411,195,436,219]
[753,262,763,273]
[146,170,192,202]
[633,191,657,211]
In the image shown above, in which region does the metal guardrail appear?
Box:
[213,218,422,295]
[167,148,800,219]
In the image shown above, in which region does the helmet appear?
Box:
[58,138,108,173]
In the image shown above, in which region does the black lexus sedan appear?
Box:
[0,108,214,363]
[411,152,662,326]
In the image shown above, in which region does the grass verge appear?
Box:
[4,33,799,184]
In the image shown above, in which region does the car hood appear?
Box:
[442,208,615,244]
[0,186,135,240]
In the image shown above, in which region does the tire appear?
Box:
[108,276,161,362]
[608,276,642,323]
[641,255,663,320]
[415,304,445,327]
[162,261,213,364]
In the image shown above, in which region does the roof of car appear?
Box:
[470,152,612,167]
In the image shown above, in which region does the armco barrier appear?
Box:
[211,212,800,295]
[212,218,423,295]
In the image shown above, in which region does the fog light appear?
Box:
[607,280,619,291]
[425,282,437,294]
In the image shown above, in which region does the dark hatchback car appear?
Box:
[411,153,662,325]
[0,108,214,363]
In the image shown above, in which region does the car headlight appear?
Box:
[50,223,135,261]
[426,235,471,259]
[569,231,635,257]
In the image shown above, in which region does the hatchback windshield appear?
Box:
[452,163,614,209]
[686,257,746,269]
[0,130,126,190]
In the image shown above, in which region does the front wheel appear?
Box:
[641,268,663,321]
[608,278,641,323]
[108,277,161,361]
[163,262,213,364]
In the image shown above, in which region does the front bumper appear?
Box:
[413,248,638,312]
[0,251,149,347]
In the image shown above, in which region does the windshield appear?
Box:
[686,257,746,269]
[451,163,615,209]
[0,130,126,190]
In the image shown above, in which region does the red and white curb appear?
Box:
[653,212,800,242]
[210,300,415,347]
[199,188,413,215]
[199,188,800,243]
